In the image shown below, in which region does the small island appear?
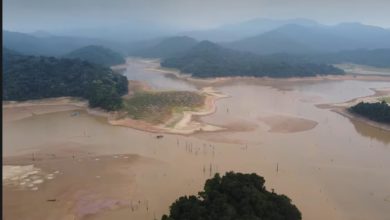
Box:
[317,88,390,131]
[349,101,390,124]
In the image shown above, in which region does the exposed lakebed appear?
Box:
[3,58,390,220]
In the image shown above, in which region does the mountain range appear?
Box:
[3,30,127,56]
[182,18,320,42]
[161,41,344,78]
[224,22,390,54]
[3,18,390,67]
[64,45,126,66]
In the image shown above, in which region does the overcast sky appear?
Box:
[4,0,390,32]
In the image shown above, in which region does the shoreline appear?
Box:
[144,58,390,90]
[317,88,390,131]
[5,58,390,135]
[108,86,229,135]
[2,86,229,135]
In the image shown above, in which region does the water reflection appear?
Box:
[349,118,390,145]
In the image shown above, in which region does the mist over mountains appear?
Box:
[182,18,321,42]
[224,21,390,54]
[3,18,390,68]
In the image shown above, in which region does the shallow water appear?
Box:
[3,60,390,220]
[122,58,196,91]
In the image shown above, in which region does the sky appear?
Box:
[3,0,390,33]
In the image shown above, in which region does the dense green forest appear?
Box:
[162,172,301,220]
[3,48,128,110]
[161,41,344,78]
[64,45,125,67]
[349,101,390,124]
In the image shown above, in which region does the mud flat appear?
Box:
[3,145,161,220]
[2,97,88,122]
[258,115,318,133]
[4,58,390,220]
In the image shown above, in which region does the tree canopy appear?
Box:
[3,49,128,110]
[349,101,390,124]
[162,172,302,220]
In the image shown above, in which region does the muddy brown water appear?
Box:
[3,59,390,220]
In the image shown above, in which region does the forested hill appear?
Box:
[64,45,125,66]
[3,49,128,110]
[131,36,198,59]
[3,47,23,67]
[161,41,344,78]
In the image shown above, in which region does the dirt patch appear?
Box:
[3,147,161,220]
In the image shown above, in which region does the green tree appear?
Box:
[162,172,302,220]
[349,101,390,124]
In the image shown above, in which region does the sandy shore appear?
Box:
[317,88,390,131]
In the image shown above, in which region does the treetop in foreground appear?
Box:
[162,172,302,220]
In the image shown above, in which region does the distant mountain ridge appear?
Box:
[182,18,320,42]
[4,19,390,68]
[64,45,125,66]
[3,30,127,56]
[225,23,390,54]
[130,36,198,58]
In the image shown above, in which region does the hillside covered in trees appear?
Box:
[162,172,301,220]
[349,101,390,124]
[3,49,128,110]
[161,41,344,78]
[64,45,125,66]
[131,36,198,59]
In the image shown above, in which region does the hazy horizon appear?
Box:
[4,0,390,34]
